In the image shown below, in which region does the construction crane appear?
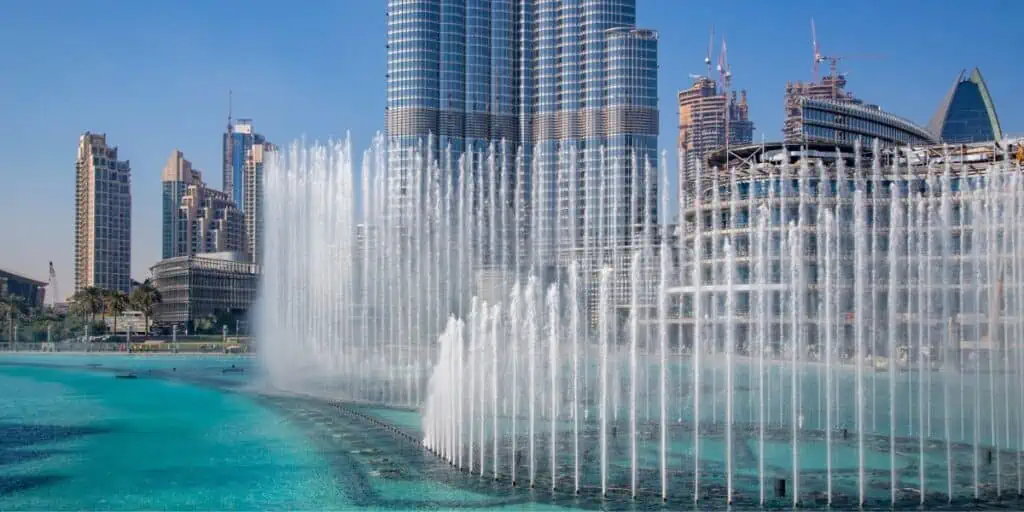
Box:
[811,18,884,97]
[47,261,60,308]
[688,26,716,82]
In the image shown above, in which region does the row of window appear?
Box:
[702,176,990,201]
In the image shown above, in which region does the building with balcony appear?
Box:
[74,132,131,293]
[678,76,754,196]
[161,150,202,259]
[162,150,244,258]
[243,141,276,264]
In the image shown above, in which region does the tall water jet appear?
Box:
[260,136,1024,507]
[599,267,612,498]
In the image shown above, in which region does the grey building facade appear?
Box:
[150,252,259,330]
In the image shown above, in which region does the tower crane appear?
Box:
[811,18,884,98]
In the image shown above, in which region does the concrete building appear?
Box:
[222,118,268,211]
[179,180,244,256]
[150,252,259,330]
[0,269,47,308]
[161,150,202,259]
[783,74,935,147]
[243,141,276,264]
[386,0,660,281]
[162,151,244,258]
[74,132,131,293]
[929,68,1003,144]
[674,139,1022,356]
[678,76,754,195]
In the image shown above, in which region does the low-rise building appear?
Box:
[150,252,259,331]
[0,269,47,307]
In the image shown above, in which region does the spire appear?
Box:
[228,89,233,132]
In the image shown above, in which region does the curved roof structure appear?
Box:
[928,68,1003,143]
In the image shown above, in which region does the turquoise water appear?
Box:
[0,360,344,510]
[4,354,1017,510]
[0,355,567,511]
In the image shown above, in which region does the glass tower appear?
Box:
[222,119,267,211]
[386,0,659,270]
[929,68,1003,144]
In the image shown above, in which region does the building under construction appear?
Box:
[677,76,754,196]
[782,74,860,140]
[783,72,935,147]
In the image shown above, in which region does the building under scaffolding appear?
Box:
[669,139,1023,363]
[678,77,754,197]
[783,74,936,148]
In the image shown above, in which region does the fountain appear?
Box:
[260,135,1024,507]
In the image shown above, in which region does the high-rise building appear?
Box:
[222,118,267,210]
[928,68,1003,144]
[385,0,659,271]
[162,150,244,258]
[677,76,754,190]
[74,133,131,294]
[161,150,202,259]
[243,141,275,264]
[783,74,934,147]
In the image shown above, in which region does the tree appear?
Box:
[0,295,27,342]
[129,279,162,333]
[71,287,104,325]
[105,290,129,334]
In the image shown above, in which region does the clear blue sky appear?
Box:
[1,0,1020,296]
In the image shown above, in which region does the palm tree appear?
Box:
[71,287,104,325]
[129,279,162,333]
[105,290,129,335]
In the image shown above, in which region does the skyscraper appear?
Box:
[74,132,132,293]
[929,68,1003,144]
[385,0,659,269]
[222,118,267,210]
[162,150,244,258]
[161,150,201,259]
[677,77,754,192]
[243,141,276,264]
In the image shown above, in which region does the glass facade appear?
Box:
[222,120,267,210]
[162,180,186,259]
[386,0,658,273]
[151,253,260,329]
[798,98,936,148]
[930,68,1003,144]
